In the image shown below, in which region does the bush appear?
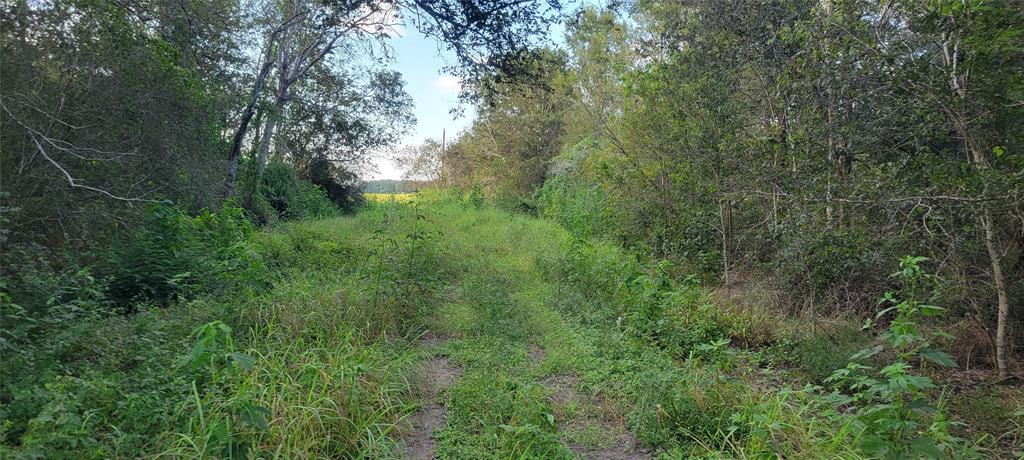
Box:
[260,161,337,221]
[781,323,870,383]
[827,256,977,458]
[465,182,485,208]
[773,224,889,312]
[106,203,265,308]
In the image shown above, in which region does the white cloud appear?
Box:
[435,75,462,93]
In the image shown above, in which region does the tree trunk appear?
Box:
[257,26,294,181]
[944,27,1012,377]
[256,110,279,178]
[955,105,1012,378]
[979,209,1011,377]
[225,38,277,197]
[720,197,731,293]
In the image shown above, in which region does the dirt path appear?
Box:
[530,345,650,459]
[398,335,461,460]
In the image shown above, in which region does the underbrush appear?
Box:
[1,196,1016,458]
[0,201,444,458]
[520,206,997,458]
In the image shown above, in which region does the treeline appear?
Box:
[422,1,1023,377]
[362,179,432,193]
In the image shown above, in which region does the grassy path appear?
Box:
[282,200,863,459]
[400,205,652,458]
[157,199,993,459]
[5,198,1011,459]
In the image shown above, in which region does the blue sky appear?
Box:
[369,1,601,180]
[368,29,474,180]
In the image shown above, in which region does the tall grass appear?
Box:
[3,195,999,458]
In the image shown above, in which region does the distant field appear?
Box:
[364,192,416,203]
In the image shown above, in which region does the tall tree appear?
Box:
[224,0,565,195]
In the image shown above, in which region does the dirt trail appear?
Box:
[530,345,650,459]
[398,334,461,460]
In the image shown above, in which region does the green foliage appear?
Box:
[178,321,269,458]
[3,198,1008,458]
[106,203,265,308]
[2,0,232,248]
[827,257,976,459]
[465,182,485,209]
[774,224,889,305]
[780,323,871,383]
[0,201,267,457]
[549,238,727,358]
[365,202,445,328]
[259,161,337,221]
[441,370,570,458]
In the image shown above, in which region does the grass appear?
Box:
[4,196,1017,458]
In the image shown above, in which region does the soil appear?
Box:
[397,332,461,460]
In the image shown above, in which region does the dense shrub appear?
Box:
[464,182,485,208]
[105,203,265,308]
[544,236,728,359]
[259,161,338,221]
[0,202,267,455]
[233,159,339,224]
[826,257,977,458]
[773,223,891,312]
[537,166,722,279]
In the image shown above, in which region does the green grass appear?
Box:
[4,197,1010,458]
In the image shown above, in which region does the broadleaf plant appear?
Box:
[826,256,977,459]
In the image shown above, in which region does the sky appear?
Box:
[367,1,601,180]
[366,29,475,180]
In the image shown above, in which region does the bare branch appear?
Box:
[2,102,168,204]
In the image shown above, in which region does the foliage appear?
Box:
[446,0,1022,378]
[105,203,265,308]
[464,183,486,209]
[827,257,976,458]
[439,49,572,202]
[258,161,338,221]
[3,197,1012,458]
[2,0,1021,457]
[1,0,234,248]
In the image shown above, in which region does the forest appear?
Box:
[1,0,1022,458]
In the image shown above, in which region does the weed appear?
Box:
[827,256,979,459]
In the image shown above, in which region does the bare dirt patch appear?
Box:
[397,333,461,460]
[528,343,545,365]
[542,368,650,458]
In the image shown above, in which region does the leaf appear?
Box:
[920,349,956,368]
[239,401,272,431]
[910,436,943,459]
[908,398,936,414]
[875,306,897,319]
[850,345,883,361]
[859,434,889,456]
[821,391,854,407]
[229,352,257,372]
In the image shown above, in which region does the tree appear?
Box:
[443,49,571,201]
[394,139,444,182]
[225,0,566,195]
[1,0,238,247]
